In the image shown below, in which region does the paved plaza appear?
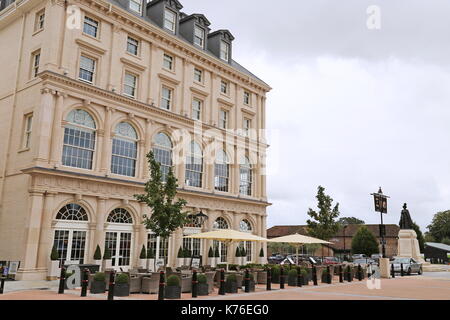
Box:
[0,273,449,301]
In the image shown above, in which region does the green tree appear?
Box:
[424,233,435,243]
[93,245,102,260]
[442,237,450,246]
[134,151,188,245]
[306,186,340,241]
[338,217,365,225]
[50,244,59,261]
[412,222,425,253]
[351,226,379,256]
[139,245,147,259]
[427,210,450,242]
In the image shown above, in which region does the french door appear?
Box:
[213,240,228,263]
[105,231,132,270]
[53,229,87,266]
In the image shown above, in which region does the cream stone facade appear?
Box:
[0,0,271,280]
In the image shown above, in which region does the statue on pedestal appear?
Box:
[399,203,413,230]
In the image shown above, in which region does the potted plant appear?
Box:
[147,248,155,271]
[235,246,242,265]
[271,265,281,284]
[241,247,247,266]
[197,273,209,296]
[259,247,265,264]
[225,274,238,293]
[93,245,102,269]
[184,247,192,266]
[288,269,298,286]
[208,247,215,267]
[91,272,106,294]
[103,246,112,270]
[165,275,181,299]
[114,273,130,297]
[47,244,60,280]
[214,246,220,266]
[177,247,184,267]
[321,268,330,283]
[300,268,309,285]
[139,245,147,268]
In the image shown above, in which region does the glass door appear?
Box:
[53,230,87,266]
[105,231,132,270]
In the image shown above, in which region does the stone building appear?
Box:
[0,0,271,280]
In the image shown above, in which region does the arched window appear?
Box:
[56,203,89,221]
[62,109,96,169]
[239,156,253,196]
[153,133,172,182]
[239,219,253,262]
[240,219,252,232]
[213,217,229,230]
[107,208,133,224]
[185,141,203,188]
[215,150,229,192]
[111,122,138,177]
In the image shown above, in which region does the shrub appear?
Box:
[93,272,105,282]
[300,268,309,276]
[167,275,180,287]
[139,245,147,259]
[240,247,247,257]
[103,246,112,260]
[351,226,379,257]
[226,274,237,283]
[288,269,298,278]
[229,264,239,271]
[214,246,220,258]
[217,264,227,269]
[184,248,192,258]
[208,247,214,258]
[271,265,281,283]
[50,244,59,261]
[177,247,184,258]
[235,247,241,257]
[115,273,129,284]
[147,248,155,259]
[93,245,102,260]
[259,247,264,257]
[197,274,207,284]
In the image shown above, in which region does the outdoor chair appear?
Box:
[181,276,192,293]
[130,275,143,293]
[138,268,148,273]
[235,273,244,288]
[257,270,267,284]
[141,276,159,294]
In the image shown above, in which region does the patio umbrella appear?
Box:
[268,234,331,265]
[184,230,267,270]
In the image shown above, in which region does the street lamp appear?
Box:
[195,210,208,229]
[371,187,390,258]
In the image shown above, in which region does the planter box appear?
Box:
[147,259,155,272]
[247,280,256,292]
[47,260,60,280]
[91,280,106,294]
[94,260,102,271]
[138,259,146,269]
[184,258,192,267]
[114,283,130,297]
[198,283,209,296]
[225,281,238,293]
[177,258,184,268]
[257,271,267,284]
[288,277,297,286]
[165,286,181,299]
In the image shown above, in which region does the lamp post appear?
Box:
[195,210,208,261]
[371,187,389,258]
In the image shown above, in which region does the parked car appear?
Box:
[268,254,286,264]
[323,257,341,265]
[353,258,377,268]
[371,254,382,260]
[352,254,367,260]
[391,257,423,275]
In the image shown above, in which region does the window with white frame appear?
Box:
[79,55,96,83]
[220,80,228,95]
[35,9,45,31]
[213,217,229,262]
[153,132,173,182]
[244,91,251,105]
[164,8,176,33]
[161,86,172,110]
[32,50,40,78]
[214,150,229,192]
[129,0,142,14]
[185,141,203,188]
[220,40,229,61]
[83,16,99,38]
[194,68,203,83]
[23,114,33,149]
[147,233,169,265]
[243,118,251,137]
[62,109,96,170]
[127,36,139,55]
[123,72,138,98]
[111,122,138,177]
[192,98,202,121]
[240,156,253,196]
[219,110,228,129]
[194,26,205,48]
[163,53,174,70]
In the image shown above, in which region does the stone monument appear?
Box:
[397,204,425,263]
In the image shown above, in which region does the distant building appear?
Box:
[267,224,400,258]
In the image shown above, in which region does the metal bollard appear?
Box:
[158,271,165,300]
[347,266,352,282]
[327,266,332,284]
[0,277,5,294]
[58,266,66,294]
[297,267,302,287]
[280,266,285,289]
[400,263,404,277]
[81,268,89,297]
[219,269,226,295]
[192,270,198,298]
[391,264,395,278]
[312,266,318,286]
[339,265,343,283]
[244,269,250,293]
[107,271,115,300]
[266,268,271,291]
[358,265,362,281]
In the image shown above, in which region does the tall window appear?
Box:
[127,36,139,55]
[148,234,169,265]
[35,9,45,31]
[185,141,203,188]
[32,50,40,78]
[62,109,96,169]
[244,91,251,105]
[243,118,251,137]
[194,26,205,48]
[161,86,172,110]
[213,217,229,263]
[153,133,172,182]
[220,41,229,61]
[219,110,228,129]
[240,220,253,262]
[192,99,202,121]
[163,54,173,70]
[220,80,228,95]
[164,8,176,33]
[240,156,253,196]
[215,150,229,192]
[194,68,203,83]
[111,122,138,177]
[129,0,142,14]
[83,16,99,38]
[23,114,33,149]
[123,72,138,98]
[79,55,96,83]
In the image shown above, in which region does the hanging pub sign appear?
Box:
[372,188,388,214]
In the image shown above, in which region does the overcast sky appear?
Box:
[185,0,450,231]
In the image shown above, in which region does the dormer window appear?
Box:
[194,26,205,48]
[129,0,142,14]
[220,41,230,61]
[164,8,177,33]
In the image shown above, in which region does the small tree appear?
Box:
[442,237,450,246]
[235,247,241,257]
[351,226,379,257]
[240,247,247,258]
[147,247,155,259]
[177,247,184,258]
[208,247,214,258]
[103,246,112,260]
[427,210,450,243]
[139,245,147,259]
[338,217,365,225]
[50,244,59,261]
[184,247,192,258]
[259,247,264,258]
[214,246,220,258]
[412,222,425,252]
[93,245,102,260]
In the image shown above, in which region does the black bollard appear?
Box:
[297,267,302,287]
[80,268,89,297]
[0,277,5,294]
[400,263,404,277]
[192,270,198,298]
[158,271,165,300]
[358,265,362,281]
[107,271,115,300]
[58,266,66,294]
[266,268,271,291]
[244,269,250,293]
[391,263,395,278]
[219,269,226,295]
[327,266,332,284]
[339,265,343,283]
[312,266,318,286]
[347,266,352,282]
[280,266,285,289]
